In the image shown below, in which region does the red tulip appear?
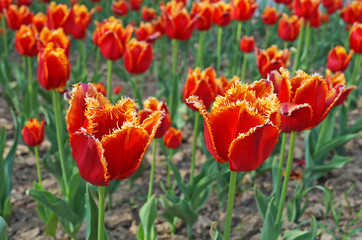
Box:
[232,0,258,21]
[32,12,47,32]
[22,118,45,147]
[141,6,156,21]
[152,16,165,36]
[46,2,72,32]
[191,0,214,31]
[327,46,353,72]
[278,14,302,42]
[187,79,280,172]
[239,36,255,53]
[123,38,153,74]
[322,0,343,14]
[112,0,128,17]
[15,25,37,57]
[113,86,122,95]
[163,127,182,149]
[38,27,71,57]
[0,0,12,12]
[65,4,94,39]
[16,0,32,6]
[349,23,362,54]
[135,22,161,44]
[66,83,163,186]
[212,1,232,26]
[92,82,106,96]
[261,6,280,25]
[255,45,290,78]
[129,0,142,11]
[340,1,362,26]
[293,0,320,21]
[5,5,33,30]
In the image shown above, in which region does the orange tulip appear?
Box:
[322,0,343,14]
[325,69,355,106]
[139,97,171,138]
[65,4,94,39]
[261,6,280,25]
[152,16,165,35]
[129,0,142,11]
[212,1,232,26]
[327,46,353,72]
[38,27,71,57]
[22,118,45,147]
[32,12,47,32]
[4,5,33,30]
[239,36,255,53]
[15,25,37,57]
[163,127,182,149]
[0,0,12,12]
[112,0,128,17]
[293,0,320,21]
[141,6,156,21]
[232,0,258,21]
[66,83,163,186]
[164,0,195,41]
[187,79,280,172]
[37,42,70,91]
[349,23,362,54]
[92,82,107,96]
[135,22,161,44]
[340,1,362,26]
[255,45,290,78]
[93,16,133,61]
[278,14,302,42]
[183,67,219,111]
[46,2,72,32]
[191,0,214,31]
[123,38,153,74]
[269,68,355,132]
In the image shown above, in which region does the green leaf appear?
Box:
[254,186,277,221]
[44,213,58,238]
[0,216,8,240]
[167,157,189,197]
[313,133,359,159]
[260,198,277,240]
[283,217,317,240]
[210,222,223,240]
[139,195,158,239]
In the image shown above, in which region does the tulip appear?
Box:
[232,0,258,22]
[349,23,362,54]
[255,45,290,78]
[164,0,195,41]
[322,0,342,14]
[46,2,72,32]
[37,42,70,91]
[293,0,320,21]
[274,0,293,5]
[327,46,353,73]
[66,4,94,39]
[4,5,33,30]
[113,86,122,95]
[135,22,161,44]
[15,24,37,57]
[66,83,163,186]
[163,127,182,149]
[16,0,32,6]
[92,82,106,96]
[32,12,47,33]
[22,118,45,147]
[112,0,128,17]
[141,6,156,22]
[152,16,165,36]
[278,14,302,42]
[261,6,280,25]
[38,27,71,57]
[212,1,232,27]
[191,0,214,31]
[239,36,255,53]
[129,0,142,11]
[309,10,322,28]
[123,38,153,74]
[340,1,362,26]
[0,0,12,11]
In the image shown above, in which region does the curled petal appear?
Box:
[280,103,312,132]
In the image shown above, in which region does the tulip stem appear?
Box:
[106,60,112,99]
[167,149,173,191]
[34,146,42,186]
[132,75,142,108]
[190,112,200,184]
[147,140,157,200]
[1,17,7,57]
[27,57,33,114]
[240,53,248,82]
[292,22,304,73]
[93,48,100,82]
[52,90,69,196]
[275,132,287,204]
[77,40,85,80]
[233,22,243,75]
[275,131,296,230]
[264,26,270,49]
[301,22,311,64]
[223,171,237,240]
[216,26,223,73]
[97,186,106,240]
[284,41,288,49]
[350,54,361,86]
[196,31,205,68]
[169,39,179,123]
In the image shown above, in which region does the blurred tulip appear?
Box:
[91,0,101,2]
[349,23,362,54]
[164,0,195,41]
[309,10,322,28]
[112,0,128,17]
[163,127,182,149]
[187,79,280,172]
[191,0,214,31]
[340,1,362,26]
[96,5,102,13]
[92,82,106,96]
[152,16,165,35]
[5,5,33,30]
[16,0,32,6]
[141,6,156,21]
[278,14,302,42]
[129,0,142,11]
[22,118,45,147]
[212,1,232,26]
[38,0,50,2]
[113,85,122,95]
[255,45,290,78]
[183,67,219,111]
[37,42,70,91]
[293,0,320,21]
[232,0,258,21]
[46,2,72,31]
[327,46,353,72]
[15,24,37,57]
[38,27,71,57]
[32,12,47,32]
[269,68,355,132]
[66,83,163,186]
[322,0,342,14]
[239,36,255,53]
[261,6,280,25]
[0,0,12,11]
[135,21,161,44]
[123,38,153,74]
[139,97,171,138]
[66,4,94,39]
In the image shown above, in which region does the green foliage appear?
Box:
[283,217,318,240]
[138,195,158,240]
[0,216,9,240]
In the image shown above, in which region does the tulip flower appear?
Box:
[5,5,33,30]
[46,2,72,32]
[322,0,343,14]
[212,1,232,27]
[278,14,302,42]
[349,23,362,54]
[293,0,320,21]
[15,25,37,57]
[113,86,122,95]
[66,4,94,40]
[141,6,156,22]
[274,0,293,5]
[232,0,258,22]
[255,45,290,78]
[38,27,71,57]
[261,6,280,25]
[163,127,182,149]
[152,16,165,36]
[92,82,106,96]
[309,10,323,28]
[327,46,353,73]
[66,83,163,186]
[340,1,362,26]
[112,0,128,17]
[129,0,142,11]
[123,38,153,75]
[22,118,45,147]
[37,42,70,91]
[240,36,255,53]
[191,1,214,31]
[0,0,12,11]
[16,0,32,6]
[135,22,161,44]
[32,12,47,32]
[164,0,195,41]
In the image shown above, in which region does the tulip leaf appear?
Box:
[210,222,223,240]
[254,186,277,221]
[167,157,189,197]
[260,198,277,240]
[139,196,158,240]
[283,217,317,240]
[0,216,8,240]
[313,133,359,159]
[44,213,58,238]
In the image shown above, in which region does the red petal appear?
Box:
[280,103,312,132]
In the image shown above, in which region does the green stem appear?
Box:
[223,171,237,240]
[217,26,223,73]
[350,54,361,86]
[264,26,270,49]
[275,131,297,229]
[195,31,205,68]
[132,75,142,107]
[315,115,330,151]
[186,224,192,239]
[292,22,305,73]
[106,60,112,99]
[93,48,100,83]
[140,74,144,101]
[275,133,287,204]
[34,146,42,186]
[97,186,106,240]
[1,17,7,57]
[147,141,157,200]
[234,22,243,75]
[240,53,248,82]
[167,149,173,191]
[300,22,311,64]
[169,39,179,123]
[52,90,69,196]
[27,57,33,113]
[78,40,85,79]
[284,41,288,49]
[190,113,200,184]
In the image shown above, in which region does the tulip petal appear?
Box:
[280,103,312,132]
[228,122,280,172]
[99,31,124,61]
